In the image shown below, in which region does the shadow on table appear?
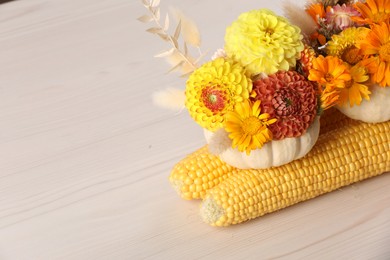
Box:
[0,0,17,4]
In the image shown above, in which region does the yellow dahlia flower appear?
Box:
[225,100,276,155]
[224,9,304,76]
[185,58,252,131]
[327,27,369,65]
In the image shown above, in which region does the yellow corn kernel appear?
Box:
[200,113,390,226]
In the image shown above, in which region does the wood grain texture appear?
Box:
[0,0,389,259]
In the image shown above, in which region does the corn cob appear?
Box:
[200,116,390,226]
[169,109,349,200]
[169,145,236,200]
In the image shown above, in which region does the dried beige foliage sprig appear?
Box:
[138,0,205,76]
[282,0,317,37]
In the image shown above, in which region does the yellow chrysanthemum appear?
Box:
[338,65,371,107]
[358,22,390,87]
[327,27,369,65]
[225,100,276,155]
[224,9,304,76]
[353,0,390,25]
[185,58,252,131]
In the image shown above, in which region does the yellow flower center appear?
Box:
[265,28,274,36]
[379,42,390,62]
[242,116,264,135]
[209,94,217,103]
[341,46,363,65]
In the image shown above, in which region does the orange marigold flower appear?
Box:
[308,55,351,110]
[338,65,371,107]
[353,0,390,25]
[308,55,351,88]
[358,22,390,87]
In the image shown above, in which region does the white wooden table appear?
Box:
[0,0,389,259]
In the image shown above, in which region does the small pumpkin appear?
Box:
[204,117,320,169]
[337,84,390,123]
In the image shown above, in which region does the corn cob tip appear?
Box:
[168,177,196,200]
[169,178,184,197]
[200,197,225,225]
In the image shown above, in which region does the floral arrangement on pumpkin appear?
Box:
[139,1,321,163]
[139,0,390,166]
[284,0,390,122]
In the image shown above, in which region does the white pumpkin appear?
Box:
[337,84,390,123]
[204,117,320,169]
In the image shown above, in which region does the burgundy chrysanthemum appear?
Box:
[251,71,318,140]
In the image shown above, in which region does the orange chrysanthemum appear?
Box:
[358,22,390,87]
[353,0,390,25]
